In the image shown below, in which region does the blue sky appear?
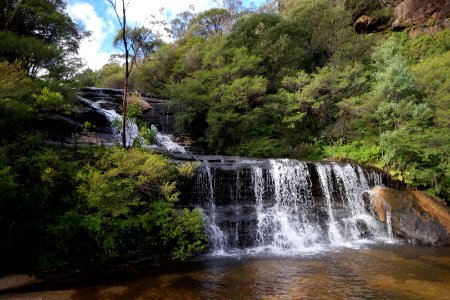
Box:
[67,0,265,70]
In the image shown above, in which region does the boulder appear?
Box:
[129,95,152,113]
[367,187,450,245]
[354,15,375,33]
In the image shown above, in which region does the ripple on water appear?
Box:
[1,245,450,300]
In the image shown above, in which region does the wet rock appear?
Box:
[368,187,450,246]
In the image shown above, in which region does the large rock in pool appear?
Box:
[366,187,450,246]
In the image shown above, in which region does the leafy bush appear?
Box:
[324,140,382,165]
[75,148,207,262]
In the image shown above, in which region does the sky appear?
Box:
[66,0,264,70]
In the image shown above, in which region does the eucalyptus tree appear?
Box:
[107,0,130,147]
[107,0,162,147]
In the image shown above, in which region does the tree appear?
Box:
[108,1,162,147]
[288,0,353,69]
[168,7,196,39]
[0,0,87,79]
[112,26,163,67]
[188,8,232,37]
[107,0,131,148]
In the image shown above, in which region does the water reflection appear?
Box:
[1,244,450,299]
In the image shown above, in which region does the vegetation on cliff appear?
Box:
[82,0,449,202]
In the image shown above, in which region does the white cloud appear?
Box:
[103,0,215,38]
[67,0,225,70]
[67,2,116,70]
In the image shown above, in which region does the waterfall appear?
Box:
[77,96,140,147]
[151,125,187,153]
[316,164,344,244]
[78,94,187,153]
[190,159,391,256]
[195,164,227,254]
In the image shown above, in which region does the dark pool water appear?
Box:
[1,244,450,299]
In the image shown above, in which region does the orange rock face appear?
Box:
[392,0,450,30]
[368,187,450,246]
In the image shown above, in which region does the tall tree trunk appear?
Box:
[122,73,128,147]
[121,0,128,148]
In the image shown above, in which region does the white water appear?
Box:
[151,125,187,153]
[264,160,322,251]
[196,159,393,256]
[78,95,187,152]
[77,96,140,147]
[196,165,227,254]
[316,163,344,244]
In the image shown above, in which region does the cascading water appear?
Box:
[77,95,140,147]
[316,163,344,244]
[77,93,187,153]
[194,164,227,254]
[151,125,187,153]
[190,158,393,256]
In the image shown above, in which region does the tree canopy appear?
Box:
[0,0,87,78]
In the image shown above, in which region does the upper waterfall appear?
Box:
[76,88,187,153]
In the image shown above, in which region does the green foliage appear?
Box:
[411,51,450,127]
[0,166,17,202]
[153,202,207,260]
[280,63,368,144]
[324,140,382,165]
[398,29,450,64]
[0,143,207,272]
[376,100,432,130]
[0,0,85,78]
[177,161,201,178]
[231,137,284,158]
[32,87,69,111]
[0,61,32,99]
[75,148,206,261]
[127,101,143,119]
[372,37,420,102]
[228,12,309,85]
[73,68,97,87]
[188,8,232,37]
[380,128,450,199]
[96,63,125,89]
[0,62,34,136]
[169,76,210,134]
[112,26,163,63]
[288,0,353,68]
[137,122,157,146]
[0,143,81,271]
[206,76,268,151]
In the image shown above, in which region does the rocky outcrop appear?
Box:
[367,187,450,246]
[354,15,376,33]
[392,0,450,31]
[351,0,450,34]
